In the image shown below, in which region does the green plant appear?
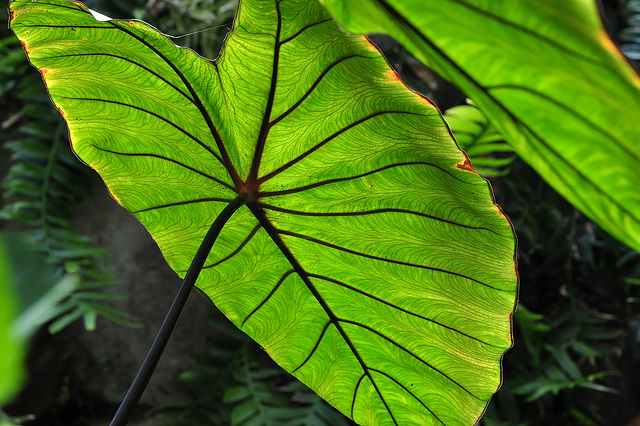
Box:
[0,5,137,333]
[321,0,640,254]
[0,231,90,421]
[0,234,24,407]
[167,309,353,425]
[479,155,640,425]
[8,0,640,425]
[10,0,517,424]
[618,0,640,66]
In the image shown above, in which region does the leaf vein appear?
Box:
[92,146,235,191]
[369,368,447,425]
[488,84,640,163]
[242,269,296,326]
[351,374,367,419]
[247,202,394,423]
[47,53,195,104]
[259,110,425,183]
[278,230,508,291]
[65,97,225,165]
[371,0,640,224]
[245,0,283,185]
[280,18,333,45]
[446,0,613,68]
[203,223,262,269]
[309,274,495,346]
[133,197,233,213]
[291,321,332,373]
[269,54,369,127]
[108,21,243,189]
[338,318,480,399]
[260,203,500,235]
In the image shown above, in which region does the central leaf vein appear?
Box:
[245,0,283,188]
[247,202,395,423]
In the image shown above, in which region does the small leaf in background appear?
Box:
[1,22,134,333]
[443,102,515,177]
[1,232,75,338]
[0,234,25,406]
[321,0,640,253]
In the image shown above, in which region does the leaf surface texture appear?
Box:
[321,0,640,252]
[10,1,518,424]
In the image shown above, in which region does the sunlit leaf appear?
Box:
[10,0,517,424]
[321,0,640,252]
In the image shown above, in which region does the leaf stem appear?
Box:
[109,192,248,426]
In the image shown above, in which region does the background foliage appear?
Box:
[0,2,139,335]
[1,0,640,425]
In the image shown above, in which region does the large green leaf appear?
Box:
[321,0,640,252]
[10,0,517,424]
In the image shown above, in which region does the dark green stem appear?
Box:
[109,193,248,426]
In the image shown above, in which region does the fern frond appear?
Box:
[619,0,640,66]
[0,16,138,332]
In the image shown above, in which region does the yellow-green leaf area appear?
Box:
[10,0,518,424]
[321,0,640,253]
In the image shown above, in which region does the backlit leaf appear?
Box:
[321,0,640,252]
[10,0,518,424]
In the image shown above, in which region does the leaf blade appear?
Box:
[10,1,518,424]
[321,0,640,252]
